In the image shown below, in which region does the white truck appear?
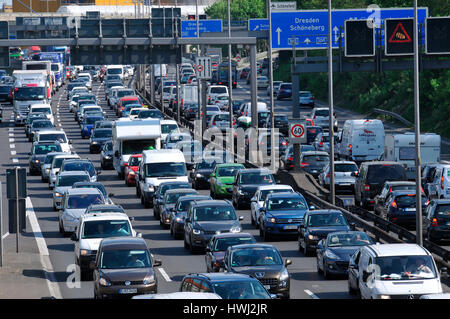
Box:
[112,118,162,178]
[180,84,198,110]
[384,132,441,180]
[153,64,167,78]
[22,60,55,93]
[336,119,385,163]
[12,70,52,126]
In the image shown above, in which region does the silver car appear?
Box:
[41,152,68,183]
[312,132,339,154]
[209,112,232,132]
[310,107,337,130]
[318,161,358,193]
[53,171,91,211]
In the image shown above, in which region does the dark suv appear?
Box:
[184,200,243,253]
[180,273,272,299]
[354,161,407,209]
[232,168,276,209]
[423,199,450,243]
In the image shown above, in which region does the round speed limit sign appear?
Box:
[289,122,306,143]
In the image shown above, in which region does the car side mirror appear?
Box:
[129,216,135,221]
[153,259,162,267]
[97,170,102,175]
[89,261,96,270]
[349,222,356,231]
[136,232,142,238]
[309,205,315,210]
[285,259,292,267]
[70,233,78,241]
[239,216,244,221]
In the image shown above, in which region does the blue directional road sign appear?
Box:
[181,20,223,38]
[248,19,269,31]
[271,7,428,50]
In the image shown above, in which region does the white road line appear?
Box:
[11,150,16,155]
[304,289,320,299]
[12,158,18,163]
[2,232,9,240]
[157,267,172,282]
[26,197,62,299]
[9,133,14,136]
[10,144,15,148]
[9,138,14,143]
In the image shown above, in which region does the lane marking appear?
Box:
[157,267,172,282]
[9,138,14,143]
[9,133,14,136]
[11,150,16,155]
[1,232,9,240]
[26,197,63,299]
[12,158,18,163]
[10,144,15,148]
[304,289,320,299]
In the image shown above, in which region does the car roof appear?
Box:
[37,130,66,135]
[177,195,211,202]
[87,204,123,210]
[54,154,79,159]
[186,273,257,282]
[307,209,343,215]
[57,170,90,177]
[239,168,272,174]
[266,192,304,200]
[100,237,147,250]
[256,185,293,191]
[366,244,429,257]
[362,161,403,166]
[301,151,329,156]
[165,188,197,195]
[385,181,416,186]
[81,212,130,222]
[228,243,277,251]
[66,188,102,195]
[433,199,450,204]
[192,200,232,207]
[391,190,420,196]
[73,181,104,187]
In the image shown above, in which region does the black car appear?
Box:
[170,195,212,239]
[29,142,62,175]
[25,113,48,138]
[306,126,323,145]
[422,164,440,196]
[205,233,256,273]
[183,104,199,120]
[300,151,330,178]
[298,210,353,256]
[280,144,316,171]
[354,161,407,209]
[152,181,191,220]
[374,181,418,213]
[180,273,272,299]
[423,199,450,243]
[100,141,114,170]
[28,119,54,142]
[159,188,198,228]
[90,128,113,154]
[316,231,373,279]
[0,84,12,103]
[191,158,218,190]
[264,114,289,136]
[222,244,292,299]
[232,168,276,209]
[137,108,164,120]
[94,120,113,129]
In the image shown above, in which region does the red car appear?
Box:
[240,68,250,79]
[117,96,142,117]
[124,154,142,186]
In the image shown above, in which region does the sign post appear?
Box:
[6,167,27,254]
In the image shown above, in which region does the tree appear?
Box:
[205,0,266,20]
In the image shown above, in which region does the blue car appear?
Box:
[81,116,104,139]
[276,82,292,100]
[377,190,427,227]
[259,192,310,241]
[122,103,142,118]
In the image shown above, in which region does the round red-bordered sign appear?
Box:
[196,64,204,73]
[290,124,305,138]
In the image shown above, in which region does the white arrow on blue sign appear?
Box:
[270,7,428,50]
[248,19,270,31]
[181,20,223,38]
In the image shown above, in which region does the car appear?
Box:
[257,76,269,90]
[310,107,337,131]
[426,164,450,200]
[92,237,162,299]
[159,188,198,229]
[25,113,48,138]
[0,84,13,103]
[164,132,192,149]
[209,112,232,132]
[375,190,427,227]
[89,128,112,153]
[137,108,164,120]
[29,141,62,176]
[152,181,192,220]
[222,244,292,298]
[316,231,373,279]
[267,81,283,97]
[306,126,324,145]
[250,185,294,228]
[94,120,113,130]
[129,107,148,120]
[374,181,419,213]
[72,182,115,205]
[240,68,250,79]
[100,141,114,170]
[312,132,339,153]
[124,154,142,187]
[58,188,106,236]
[299,91,315,107]
[59,158,100,183]
[170,195,212,239]
[318,161,359,193]
[210,163,245,199]
[28,119,54,142]
[263,114,289,136]
[256,132,288,165]
[279,145,316,171]
[191,158,218,190]
[180,273,272,299]
[29,103,54,125]
[259,192,310,241]
[207,85,228,105]
[348,244,444,299]
[117,97,143,117]
[183,103,199,120]
[53,171,91,210]
[84,204,126,215]
[34,130,71,153]
[299,151,330,179]
[81,115,105,139]
[184,200,243,253]
[41,151,67,183]
[48,154,81,189]
[423,199,450,243]
[213,94,230,111]
[71,212,141,281]
[205,233,256,273]
[422,163,440,195]
[160,120,180,143]
[122,103,142,118]
[298,210,353,256]
[232,169,277,210]
[276,82,292,100]
[354,161,408,209]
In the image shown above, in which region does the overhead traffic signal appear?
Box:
[344,19,375,57]
[385,18,414,56]
[426,17,450,55]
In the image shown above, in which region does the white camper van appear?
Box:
[385,133,441,180]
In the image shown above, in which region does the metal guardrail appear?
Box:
[369,108,413,127]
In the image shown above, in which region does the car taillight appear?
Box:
[188,109,193,113]
[288,157,293,161]
[319,141,323,146]
[391,200,397,208]
[281,141,287,146]
[441,176,444,189]
[310,96,314,100]
[364,184,370,191]
[213,121,216,126]
[313,115,316,119]
[432,218,439,227]
[233,119,236,125]
[300,162,309,168]
[124,162,128,166]
[233,82,236,85]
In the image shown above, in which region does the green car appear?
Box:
[209,163,245,198]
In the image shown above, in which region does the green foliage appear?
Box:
[205,0,266,20]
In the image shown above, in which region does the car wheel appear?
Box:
[259,225,264,238]
[189,236,197,254]
[348,280,357,295]
[303,241,310,257]
[323,261,330,279]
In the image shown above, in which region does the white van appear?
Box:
[34,130,71,153]
[106,65,124,80]
[160,119,180,143]
[180,84,198,110]
[426,164,450,199]
[336,119,385,163]
[207,85,228,105]
[137,149,188,208]
[29,103,54,125]
[350,244,444,299]
[384,133,441,180]
[241,102,269,118]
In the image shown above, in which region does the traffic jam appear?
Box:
[3,45,450,300]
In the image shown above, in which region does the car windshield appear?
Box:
[315,109,329,117]
[63,162,95,176]
[122,139,156,155]
[27,115,46,124]
[211,87,227,94]
[274,115,288,122]
[392,185,416,192]
[161,124,179,134]
[197,160,216,170]
[375,255,437,280]
[85,117,103,125]
[160,183,191,196]
[100,249,151,269]
[335,163,358,172]
[214,114,229,122]
[231,247,282,267]
[217,166,243,177]
[207,106,220,112]
[14,87,45,100]
[39,133,67,143]
[31,108,51,114]
[193,206,236,221]
[166,192,196,204]
[107,82,122,89]
[75,185,107,198]
[107,68,122,75]
[308,213,347,227]
[138,110,163,119]
[214,237,255,252]
[300,92,312,97]
[33,144,61,155]
[177,198,206,212]
[240,172,274,185]
[212,280,270,299]
[394,195,427,208]
[44,154,60,164]
[117,90,134,97]
[267,197,307,210]
[367,165,405,183]
[169,134,190,143]
[145,162,186,177]
[327,232,372,247]
[130,109,142,115]
[93,129,112,138]
[303,155,329,163]
[67,194,104,209]
[104,142,113,151]
[56,175,89,187]
[82,220,131,239]
[129,156,142,166]
[259,189,293,201]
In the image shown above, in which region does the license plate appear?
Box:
[119,288,137,294]
[339,183,350,186]
[405,208,416,212]
[264,285,271,290]
[447,222,450,226]
[284,225,297,230]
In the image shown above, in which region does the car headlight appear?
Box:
[99,277,111,287]
[280,268,289,282]
[237,189,247,195]
[378,295,391,299]
[92,141,98,144]
[143,275,155,285]
[269,217,276,223]
[80,249,92,256]
[230,226,241,233]
[216,180,223,186]
[308,234,319,240]
[324,250,340,260]
[196,173,203,178]
[176,217,183,222]
[145,185,155,192]
[45,168,50,173]
[104,155,111,160]
[129,171,135,176]
[55,192,63,197]
[192,228,202,235]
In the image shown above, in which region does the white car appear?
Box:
[164,132,192,149]
[213,93,230,110]
[52,170,91,211]
[318,161,358,193]
[426,164,450,199]
[129,107,147,120]
[207,85,228,105]
[257,76,269,89]
[34,130,71,153]
[250,185,294,227]
[209,112,232,132]
[160,119,180,144]
[72,212,141,280]
[267,81,283,96]
[29,103,54,125]
[48,154,80,189]
[310,107,337,131]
